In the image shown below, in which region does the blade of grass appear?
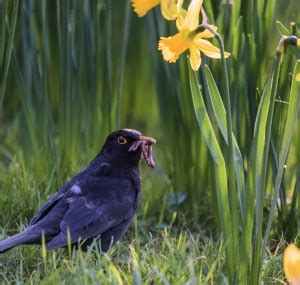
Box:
[105,0,113,131]
[263,0,275,39]
[117,1,131,128]
[0,0,7,63]
[0,0,19,117]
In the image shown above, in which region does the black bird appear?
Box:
[0,129,156,253]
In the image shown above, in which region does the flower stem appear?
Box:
[199,23,238,283]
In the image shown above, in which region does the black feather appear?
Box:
[0,129,153,253]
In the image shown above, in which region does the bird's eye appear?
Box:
[117,136,127,144]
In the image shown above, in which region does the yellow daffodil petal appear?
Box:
[296,73,300,81]
[131,0,160,17]
[195,25,218,39]
[176,0,184,12]
[194,38,230,58]
[158,32,189,63]
[284,244,300,284]
[176,9,187,31]
[189,46,201,70]
[184,0,203,31]
[161,0,178,20]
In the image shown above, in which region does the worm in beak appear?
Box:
[129,135,156,168]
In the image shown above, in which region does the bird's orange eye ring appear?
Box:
[117,136,127,144]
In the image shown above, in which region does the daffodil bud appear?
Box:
[283,244,300,285]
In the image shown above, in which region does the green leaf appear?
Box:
[263,60,300,248]
[239,63,274,283]
[276,21,291,36]
[248,51,282,285]
[0,0,19,115]
[205,65,246,220]
[188,65,234,280]
[263,0,275,36]
[0,0,7,63]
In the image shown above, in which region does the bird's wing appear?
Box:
[46,176,138,249]
[29,192,65,226]
[29,163,110,226]
[29,179,74,226]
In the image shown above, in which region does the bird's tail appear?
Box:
[0,231,36,253]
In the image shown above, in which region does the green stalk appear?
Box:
[105,0,113,131]
[204,65,246,224]
[189,67,235,281]
[0,0,19,118]
[117,1,131,128]
[199,24,238,281]
[0,1,7,63]
[262,58,300,254]
[238,60,274,283]
[250,49,282,285]
[252,36,298,284]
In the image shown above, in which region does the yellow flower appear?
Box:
[131,0,178,20]
[158,0,230,70]
[283,244,300,285]
[296,73,300,82]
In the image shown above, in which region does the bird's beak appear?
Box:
[138,135,156,145]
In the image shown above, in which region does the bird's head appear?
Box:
[99,129,156,168]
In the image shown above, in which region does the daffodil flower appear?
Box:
[158,0,230,70]
[131,0,178,20]
[284,244,300,285]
